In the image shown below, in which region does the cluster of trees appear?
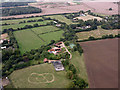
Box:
[62,60,88,88]
[2,6,42,16]
[2,2,29,7]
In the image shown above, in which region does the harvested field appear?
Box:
[80,38,118,88]
[1,2,118,19]
[83,2,118,15]
[75,14,102,21]
[76,27,119,41]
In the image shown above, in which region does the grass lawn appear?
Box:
[33,26,59,34]
[39,30,64,44]
[76,27,119,41]
[2,17,43,25]
[45,15,76,25]
[14,30,45,54]
[2,20,52,30]
[9,63,70,88]
[70,51,88,83]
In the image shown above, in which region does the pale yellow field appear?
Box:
[75,15,102,21]
[76,27,119,41]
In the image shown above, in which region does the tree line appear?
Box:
[2,6,42,16]
[2,2,29,7]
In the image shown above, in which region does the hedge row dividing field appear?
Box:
[14,26,64,54]
[76,27,119,41]
[2,20,53,30]
[2,17,43,25]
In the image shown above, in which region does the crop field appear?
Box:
[45,15,76,25]
[80,39,118,88]
[14,26,64,54]
[70,51,88,83]
[9,63,70,88]
[2,20,52,30]
[75,14,102,21]
[76,27,119,41]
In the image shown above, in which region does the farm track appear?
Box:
[30,29,45,42]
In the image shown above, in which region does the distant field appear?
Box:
[9,63,70,88]
[2,17,43,25]
[14,26,64,54]
[70,51,88,83]
[75,14,102,21]
[76,27,119,41]
[45,15,76,25]
[2,20,52,30]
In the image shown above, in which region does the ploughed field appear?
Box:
[14,26,64,54]
[9,63,70,88]
[80,39,118,88]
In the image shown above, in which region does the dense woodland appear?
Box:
[1,2,29,7]
[2,6,42,16]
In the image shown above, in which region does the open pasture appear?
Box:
[80,39,118,88]
[14,30,45,54]
[45,15,76,25]
[76,27,119,41]
[14,26,64,54]
[9,63,70,88]
[39,30,64,44]
[32,26,59,34]
[75,14,102,21]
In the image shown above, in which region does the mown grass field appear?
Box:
[45,15,76,25]
[14,26,64,54]
[2,20,52,30]
[70,51,88,83]
[76,27,119,41]
[9,63,70,88]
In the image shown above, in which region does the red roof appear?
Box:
[44,58,48,62]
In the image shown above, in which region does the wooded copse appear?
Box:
[2,6,42,16]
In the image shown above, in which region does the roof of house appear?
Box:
[44,58,48,62]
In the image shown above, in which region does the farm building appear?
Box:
[52,61,64,71]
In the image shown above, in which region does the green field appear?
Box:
[70,51,88,82]
[33,26,59,34]
[2,17,43,25]
[14,26,64,54]
[76,27,119,41]
[9,63,70,88]
[39,30,64,43]
[46,15,76,25]
[2,20,52,30]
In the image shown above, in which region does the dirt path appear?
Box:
[62,42,72,59]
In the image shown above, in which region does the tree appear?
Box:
[66,71,73,79]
